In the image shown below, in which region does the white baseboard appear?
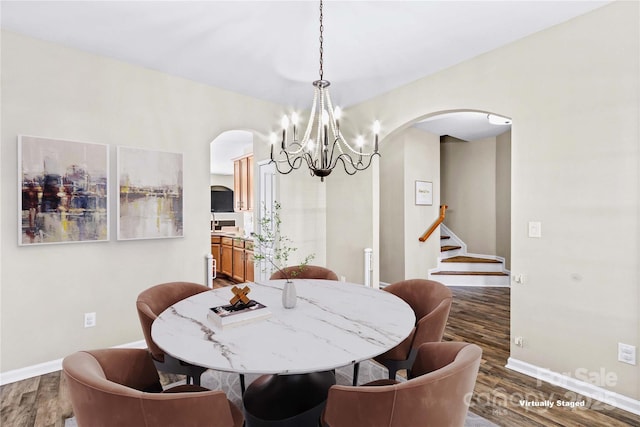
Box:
[506,357,640,416]
[0,340,146,386]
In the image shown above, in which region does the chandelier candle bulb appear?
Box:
[373,120,380,152]
[291,112,299,140]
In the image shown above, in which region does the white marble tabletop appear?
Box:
[151,279,415,375]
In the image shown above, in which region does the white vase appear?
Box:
[282,280,297,309]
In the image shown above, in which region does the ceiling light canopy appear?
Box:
[270,0,380,181]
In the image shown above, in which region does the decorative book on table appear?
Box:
[208,300,271,328]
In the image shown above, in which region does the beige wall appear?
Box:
[441,137,497,255]
[278,169,327,269]
[380,131,405,283]
[0,31,322,372]
[403,128,441,279]
[496,130,511,269]
[440,130,511,266]
[326,165,376,284]
[210,173,233,188]
[334,1,639,399]
[380,127,440,284]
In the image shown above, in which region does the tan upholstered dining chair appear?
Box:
[374,278,452,380]
[269,264,339,281]
[322,342,482,427]
[136,281,211,386]
[63,348,244,427]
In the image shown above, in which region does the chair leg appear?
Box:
[186,375,193,385]
[352,362,360,386]
[240,374,246,395]
[388,367,397,380]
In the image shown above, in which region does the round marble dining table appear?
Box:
[152,278,415,375]
[152,279,415,427]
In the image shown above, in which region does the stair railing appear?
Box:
[418,205,448,242]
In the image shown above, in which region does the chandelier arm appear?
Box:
[302,152,318,173]
[333,151,381,175]
[273,156,301,175]
[273,149,305,174]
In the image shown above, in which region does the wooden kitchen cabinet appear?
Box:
[232,239,245,282]
[215,236,254,283]
[220,237,233,277]
[244,241,254,282]
[233,154,253,211]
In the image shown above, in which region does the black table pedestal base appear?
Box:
[243,371,336,427]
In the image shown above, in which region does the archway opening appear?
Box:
[378,110,511,285]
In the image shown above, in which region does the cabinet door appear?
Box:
[232,246,245,282]
[221,244,233,277]
[233,155,254,212]
[234,160,242,211]
[246,156,254,211]
[244,250,254,282]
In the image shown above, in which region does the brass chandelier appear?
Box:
[270,0,380,181]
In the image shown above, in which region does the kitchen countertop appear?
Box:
[211,231,253,240]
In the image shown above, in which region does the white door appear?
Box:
[257,162,276,281]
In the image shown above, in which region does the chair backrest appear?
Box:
[62,348,239,427]
[322,342,482,427]
[385,279,452,346]
[136,281,209,361]
[269,265,339,281]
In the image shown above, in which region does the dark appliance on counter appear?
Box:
[210,185,234,213]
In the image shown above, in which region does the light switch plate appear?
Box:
[528,221,542,238]
[618,343,637,365]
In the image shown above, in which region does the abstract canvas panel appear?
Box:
[18,135,109,245]
[117,147,183,240]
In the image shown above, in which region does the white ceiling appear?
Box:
[1,0,610,167]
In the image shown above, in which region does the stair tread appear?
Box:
[441,245,462,251]
[440,235,451,240]
[442,256,501,264]
[432,271,509,276]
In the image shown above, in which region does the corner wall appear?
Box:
[380,127,440,284]
[0,30,314,373]
[441,136,497,255]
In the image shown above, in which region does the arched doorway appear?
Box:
[378,110,511,285]
[209,130,254,235]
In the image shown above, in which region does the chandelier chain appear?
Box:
[319,0,324,80]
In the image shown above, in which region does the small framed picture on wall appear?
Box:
[415,180,433,206]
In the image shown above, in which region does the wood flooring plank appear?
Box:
[32,372,66,427]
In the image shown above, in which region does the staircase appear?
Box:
[428,224,510,287]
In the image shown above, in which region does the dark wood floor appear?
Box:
[443,287,639,427]
[1,284,638,427]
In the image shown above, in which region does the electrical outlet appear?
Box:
[513,274,526,284]
[84,312,96,328]
[618,343,636,365]
[514,336,524,347]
